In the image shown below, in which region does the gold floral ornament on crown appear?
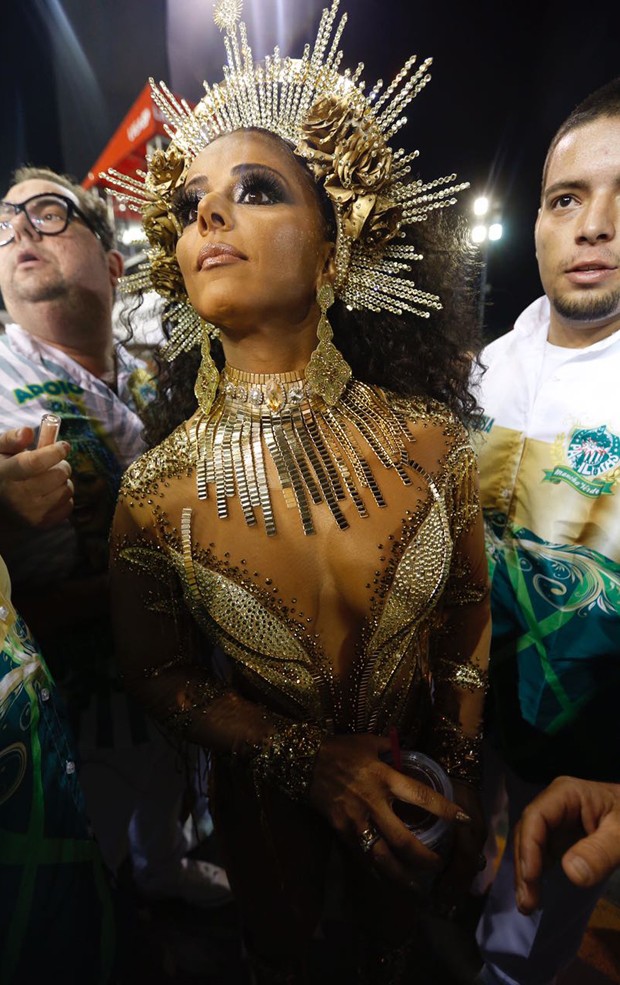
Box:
[103,0,469,362]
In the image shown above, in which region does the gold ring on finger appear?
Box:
[359,824,381,853]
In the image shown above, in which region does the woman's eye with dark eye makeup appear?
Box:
[235,170,286,205]
[173,188,204,228]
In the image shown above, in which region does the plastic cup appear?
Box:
[387,750,454,859]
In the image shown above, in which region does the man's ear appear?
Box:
[534,208,542,258]
[107,249,124,288]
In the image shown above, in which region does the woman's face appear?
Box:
[174,130,334,336]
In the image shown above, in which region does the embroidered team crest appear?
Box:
[545,425,620,497]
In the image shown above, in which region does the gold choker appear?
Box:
[221,367,309,413]
[188,366,413,536]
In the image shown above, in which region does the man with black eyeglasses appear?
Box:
[0,168,232,934]
[0,167,147,674]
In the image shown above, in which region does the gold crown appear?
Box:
[104,0,468,361]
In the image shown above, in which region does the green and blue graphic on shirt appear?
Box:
[485,512,620,741]
[0,608,115,982]
[543,424,620,498]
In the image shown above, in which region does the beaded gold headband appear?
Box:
[105,0,468,361]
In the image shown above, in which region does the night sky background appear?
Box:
[3,0,620,339]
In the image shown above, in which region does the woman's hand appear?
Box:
[307,733,472,886]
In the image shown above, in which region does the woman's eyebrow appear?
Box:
[182,175,210,192]
[181,163,291,191]
[230,162,289,185]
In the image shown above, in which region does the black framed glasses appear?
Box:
[0,193,99,246]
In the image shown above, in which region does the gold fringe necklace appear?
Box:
[188,366,414,536]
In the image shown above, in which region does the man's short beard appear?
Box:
[12,279,67,305]
[552,288,620,324]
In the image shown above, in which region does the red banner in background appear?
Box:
[83,82,190,192]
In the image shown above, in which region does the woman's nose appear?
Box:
[197,192,233,233]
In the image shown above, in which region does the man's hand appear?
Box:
[0,427,73,529]
[514,776,620,914]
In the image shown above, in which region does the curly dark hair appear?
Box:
[131,144,483,448]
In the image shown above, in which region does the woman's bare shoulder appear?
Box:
[382,390,469,445]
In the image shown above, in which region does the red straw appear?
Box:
[389,725,402,771]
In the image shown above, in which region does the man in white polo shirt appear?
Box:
[473,79,620,984]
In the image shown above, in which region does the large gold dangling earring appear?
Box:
[305,283,352,406]
[194,323,220,415]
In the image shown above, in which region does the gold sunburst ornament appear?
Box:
[213,0,242,31]
[104,0,468,361]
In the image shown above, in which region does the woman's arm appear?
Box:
[425,444,491,898]
[110,495,309,770]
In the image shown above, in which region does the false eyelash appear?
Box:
[172,187,204,227]
[235,168,286,203]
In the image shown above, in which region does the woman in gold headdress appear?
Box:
[107,2,490,981]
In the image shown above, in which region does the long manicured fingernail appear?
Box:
[455,810,471,823]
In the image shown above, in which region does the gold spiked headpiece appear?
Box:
[105,0,467,361]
